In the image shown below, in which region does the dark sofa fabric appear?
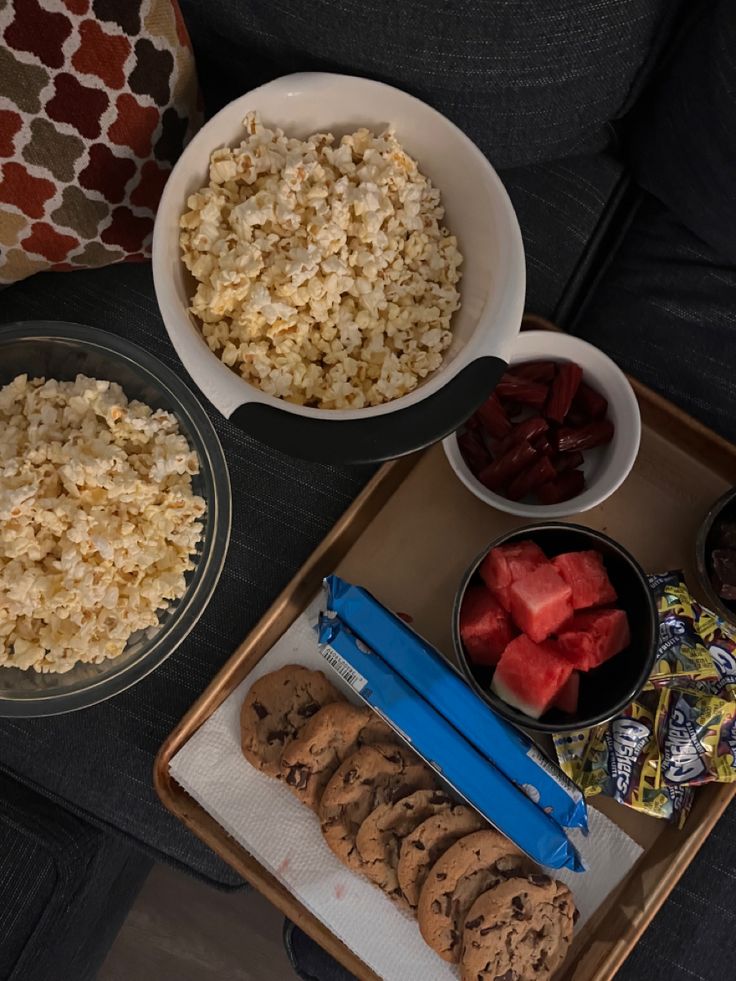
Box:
[572,194,736,443]
[627,0,736,264]
[0,771,151,981]
[500,152,624,320]
[179,0,684,168]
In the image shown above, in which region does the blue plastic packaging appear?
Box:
[318,613,584,872]
[324,574,587,832]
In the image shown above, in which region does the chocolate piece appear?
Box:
[717,521,736,551]
[713,548,736,600]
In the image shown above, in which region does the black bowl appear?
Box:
[452,522,658,733]
[695,487,736,626]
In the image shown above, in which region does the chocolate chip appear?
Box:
[494,972,514,981]
[285,765,310,790]
[430,792,450,805]
[465,915,484,930]
[343,768,358,784]
[511,895,524,912]
[436,872,447,880]
[297,701,320,718]
[267,729,288,744]
[431,899,441,914]
[252,700,269,720]
[389,782,413,801]
[412,840,426,851]
[529,874,552,886]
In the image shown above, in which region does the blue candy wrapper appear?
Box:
[324,574,587,832]
[318,613,584,872]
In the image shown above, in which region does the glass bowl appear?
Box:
[0,321,231,716]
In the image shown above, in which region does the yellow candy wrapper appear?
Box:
[554,690,692,825]
[646,572,719,688]
[654,687,736,786]
[689,605,736,700]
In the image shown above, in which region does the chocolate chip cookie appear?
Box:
[240,665,340,777]
[461,876,575,981]
[319,742,436,871]
[397,804,486,908]
[355,789,454,904]
[280,701,392,811]
[417,830,533,963]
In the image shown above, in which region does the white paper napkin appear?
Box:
[170,596,643,981]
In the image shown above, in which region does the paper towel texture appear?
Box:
[170,596,643,980]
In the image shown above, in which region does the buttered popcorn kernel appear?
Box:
[180,113,462,409]
[0,374,206,673]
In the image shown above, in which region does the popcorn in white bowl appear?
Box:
[179,112,463,410]
[0,373,206,674]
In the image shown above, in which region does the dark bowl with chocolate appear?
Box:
[696,487,736,625]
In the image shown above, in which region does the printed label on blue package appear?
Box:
[323,574,587,831]
[321,644,369,694]
[318,612,584,873]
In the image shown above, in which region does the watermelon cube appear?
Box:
[552,550,617,610]
[557,608,631,670]
[492,634,573,719]
[459,586,516,666]
[553,671,580,714]
[508,565,573,642]
[479,540,549,611]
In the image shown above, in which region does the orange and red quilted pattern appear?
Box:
[0,0,201,284]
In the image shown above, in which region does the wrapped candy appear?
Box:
[555,573,736,826]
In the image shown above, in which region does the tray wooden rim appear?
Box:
[155,315,736,981]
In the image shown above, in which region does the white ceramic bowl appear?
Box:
[443,331,641,518]
[152,72,525,464]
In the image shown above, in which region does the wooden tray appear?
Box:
[155,315,736,981]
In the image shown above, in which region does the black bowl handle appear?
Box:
[230,356,506,464]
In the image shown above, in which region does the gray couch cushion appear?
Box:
[627,0,736,263]
[572,194,736,442]
[180,0,684,168]
[500,152,624,319]
[0,771,151,981]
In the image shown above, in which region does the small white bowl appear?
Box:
[443,331,641,518]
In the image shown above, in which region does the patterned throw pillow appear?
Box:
[0,0,201,285]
